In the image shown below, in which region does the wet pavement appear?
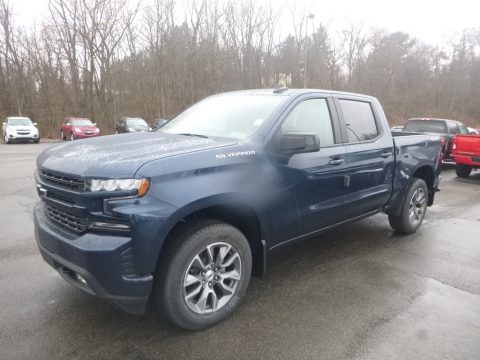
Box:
[1,143,479,359]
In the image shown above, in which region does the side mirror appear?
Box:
[93,123,97,126]
[33,122,38,126]
[279,133,320,155]
[2,122,6,126]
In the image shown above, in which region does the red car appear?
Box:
[61,117,100,140]
[452,134,480,177]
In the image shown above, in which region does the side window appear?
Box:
[458,123,468,134]
[339,99,379,142]
[447,121,460,135]
[280,98,335,147]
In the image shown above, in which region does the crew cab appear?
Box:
[403,118,469,161]
[3,116,40,143]
[452,134,480,177]
[61,117,100,140]
[33,89,443,330]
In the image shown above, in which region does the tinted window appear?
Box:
[457,123,468,134]
[339,100,379,142]
[447,121,458,134]
[404,120,448,134]
[280,98,334,147]
[447,121,468,135]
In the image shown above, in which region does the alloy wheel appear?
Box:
[408,187,426,227]
[183,242,242,314]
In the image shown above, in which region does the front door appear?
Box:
[268,96,350,244]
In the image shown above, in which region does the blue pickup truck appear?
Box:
[34,89,442,330]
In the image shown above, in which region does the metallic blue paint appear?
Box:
[33,89,443,314]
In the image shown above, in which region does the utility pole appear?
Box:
[304,13,315,88]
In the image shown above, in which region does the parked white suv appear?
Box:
[2,117,40,143]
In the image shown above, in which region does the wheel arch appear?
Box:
[411,164,435,206]
[157,198,268,278]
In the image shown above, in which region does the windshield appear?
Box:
[71,119,93,126]
[404,120,448,134]
[126,118,147,126]
[7,117,33,126]
[161,94,286,139]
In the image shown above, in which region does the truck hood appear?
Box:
[37,132,236,178]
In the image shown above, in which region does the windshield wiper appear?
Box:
[178,133,209,138]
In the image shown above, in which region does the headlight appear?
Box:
[95,128,100,133]
[87,178,150,196]
[74,127,81,133]
[128,127,135,132]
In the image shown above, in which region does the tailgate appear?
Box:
[453,135,480,157]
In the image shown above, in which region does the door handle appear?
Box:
[329,158,345,166]
[380,152,392,158]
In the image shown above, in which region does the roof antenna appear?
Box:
[273,82,288,94]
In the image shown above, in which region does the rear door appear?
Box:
[334,96,395,217]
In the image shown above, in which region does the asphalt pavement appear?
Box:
[1,143,480,360]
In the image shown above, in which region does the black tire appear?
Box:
[388,178,428,234]
[455,164,472,178]
[70,133,74,141]
[61,131,66,140]
[154,219,252,330]
[34,138,40,143]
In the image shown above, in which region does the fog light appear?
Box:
[75,273,88,286]
[89,221,130,231]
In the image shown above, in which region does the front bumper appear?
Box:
[33,203,153,314]
[75,132,101,139]
[7,133,39,141]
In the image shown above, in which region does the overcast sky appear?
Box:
[10,0,480,46]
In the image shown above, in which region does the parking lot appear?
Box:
[1,142,480,360]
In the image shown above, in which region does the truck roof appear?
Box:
[221,88,378,101]
[407,117,462,124]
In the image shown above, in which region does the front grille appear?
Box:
[84,131,94,135]
[17,131,30,135]
[40,169,84,191]
[44,204,88,233]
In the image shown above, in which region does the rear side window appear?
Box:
[280,98,335,147]
[447,121,458,134]
[339,100,379,142]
